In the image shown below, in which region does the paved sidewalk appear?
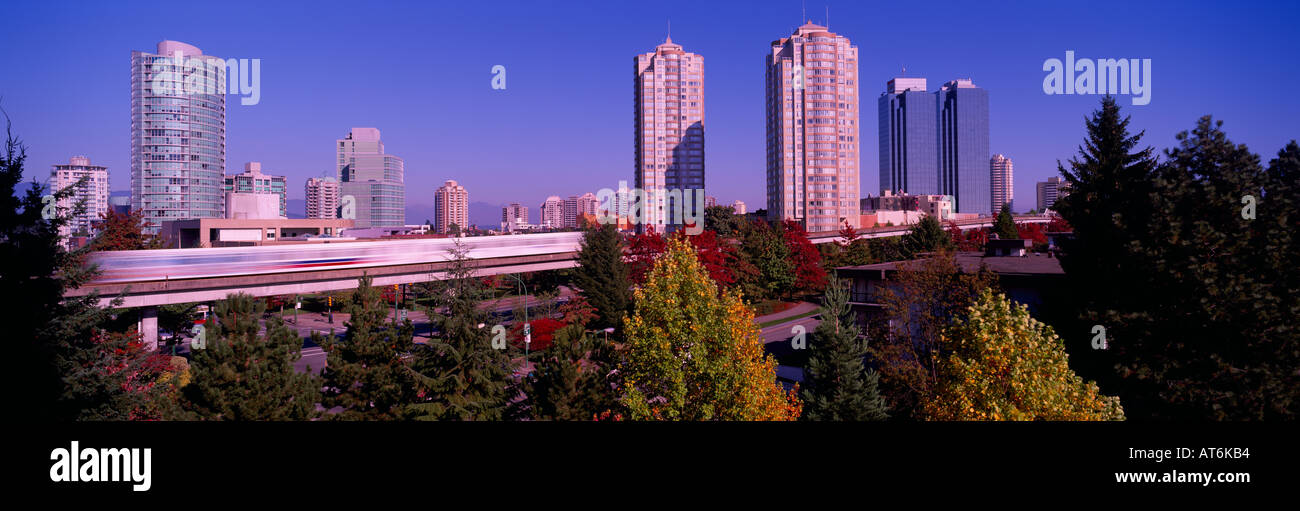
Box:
[752,301,819,325]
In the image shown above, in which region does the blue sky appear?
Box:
[2,0,1296,219]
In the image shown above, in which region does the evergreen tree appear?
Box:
[180,293,321,420]
[736,219,795,300]
[520,323,620,420]
[1057,96,1299,420]
[901,215,952,256]
[801,273,888,421]
[571,223,631,330]
[703,205,741,237]
[1,116,171,420]
[992,203,1019,240]
[621,238,801,420]
[315,274,419,420]
[407,239,520,420]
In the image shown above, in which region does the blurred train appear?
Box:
[86,232,585,284]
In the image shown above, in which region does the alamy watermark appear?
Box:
[150,51,261,105]
[594,181,705,235]
[1043,51,1151,106]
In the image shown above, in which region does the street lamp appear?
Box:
[503,273,530,372]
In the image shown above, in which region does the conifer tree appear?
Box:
[801,273,888,421]
[992,203,1019,240]
[407,239,520,420]
[520,323,619,420]
[181,293,321,420]
[902,215,952,256]
[571,223,632,330]
[316,274,419,420]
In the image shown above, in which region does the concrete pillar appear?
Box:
[139,306,159,351]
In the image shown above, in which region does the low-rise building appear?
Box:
[163,218,354,248]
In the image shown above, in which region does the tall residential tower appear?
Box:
[765,22,861,232]
[634,36,705,233]
[990,153,1013,214]
[433,179,468,234]
[50,156,109,246]
[131,40,227,233]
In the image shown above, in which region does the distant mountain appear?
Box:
[287,198,306,219]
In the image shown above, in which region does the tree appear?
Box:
[1055,97,1300,420]
[620,238,800,420]
[781,220,826,295]
[834,220,872,267]
[678,229,738,287]
[868,251,997,419]
[448,222,460,237]
[407,239,520,420]
[571,223,632,330]
[315,274,419,420]
[704,205,742,237]
[180,293,321,420]
[735,219,794,300]
[923,290,1125,421]
[992,203,1019,240]
[1,114,168,420]
[901,215,952,256]
[801,273,888,421]
[520,323,620,420]
[625,227,667,286]
[90,209,168,250]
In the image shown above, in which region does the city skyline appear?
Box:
[3,0,1296,220]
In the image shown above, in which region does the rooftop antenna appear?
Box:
[826,5,829,29]
[802,0,806,24]
[667,17,671,39]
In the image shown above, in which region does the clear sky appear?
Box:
[2,0,1296,218]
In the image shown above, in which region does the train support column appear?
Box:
[139,306,159,351]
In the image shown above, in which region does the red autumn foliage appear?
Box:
[91,209,168,251]
[509,316,566,351]
[624,227,667,286]
[1016,222,1049,245]
[675,230,738,286]
[1046,215,1073,232]
[948,221,989,252]
[782,220,826,294]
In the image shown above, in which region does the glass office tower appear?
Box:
[937,79,990,215]
[878,77,938,196]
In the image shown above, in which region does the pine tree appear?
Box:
[180,293,321,420]
[901,215,952,256]
[801,273,888,421]
[621,238,800,420]
[520,323,620,420]
[571,223,632,330]
[316,274,419,420]
[2,116,172,420]
[407,239,520,420]
[992,203,1018,240]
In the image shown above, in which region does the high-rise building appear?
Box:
[563,192,599,228]
[731,199,747,215]
[305,177,340,219]
[937,79,990,215]
[1037,176,1070,212]
[765,21,861,232]
[50,156,110,245]
[433,179,468,234]
[634,36,705,233]
[336,128,405,228]
[990,154,1014,214]
[131,40,226,234]
[501,203,528,232]
[539,195,565,229]
[224,162,286,218]
[878,77,938,196]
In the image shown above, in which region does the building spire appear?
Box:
[666,17,671,44]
